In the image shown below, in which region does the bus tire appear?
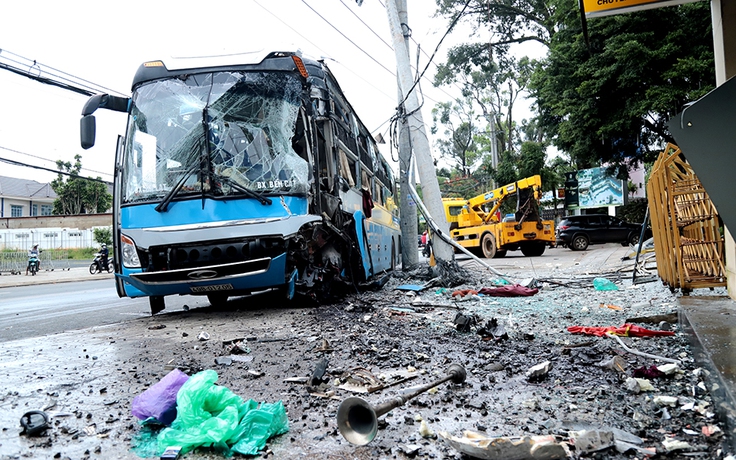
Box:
[481,233,497,259]
[149,296,165,315]
[207,294,229,307]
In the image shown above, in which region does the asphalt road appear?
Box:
[0,278,211,342]
[0,244,628,343]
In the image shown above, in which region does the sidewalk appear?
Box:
[0,265,113,288]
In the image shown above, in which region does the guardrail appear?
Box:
[0,250,71,275]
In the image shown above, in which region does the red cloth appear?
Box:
[478,285,539,297]
[361,188,374,218]
[567,324,675,337]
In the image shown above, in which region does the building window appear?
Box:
[41,205,53,216]
[11,205,23,217]
[31,204,38,216]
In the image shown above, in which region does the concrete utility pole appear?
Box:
[396,0,418,268]
[385,0,454,265]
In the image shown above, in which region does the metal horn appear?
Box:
[336,363,466,445]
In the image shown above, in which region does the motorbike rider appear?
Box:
[99,243,109,272]
[26,244,40,275]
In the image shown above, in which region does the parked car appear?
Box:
[555,214,650,251]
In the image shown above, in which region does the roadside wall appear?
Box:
[0,214,112,250]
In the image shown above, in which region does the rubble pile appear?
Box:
[1,251,733,459]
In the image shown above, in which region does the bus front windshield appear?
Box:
[122,71,309,204]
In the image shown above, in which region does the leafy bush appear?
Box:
[93,227,113,246]
[618,198,649,224]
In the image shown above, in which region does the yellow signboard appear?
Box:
[583,0,701,18]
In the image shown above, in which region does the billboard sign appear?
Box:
[569,167,624,209]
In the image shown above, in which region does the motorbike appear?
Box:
[27,254,40,276]
[89,253,114,274]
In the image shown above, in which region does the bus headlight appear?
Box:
[121,234,141,268]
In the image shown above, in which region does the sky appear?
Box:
[0,0,543,185]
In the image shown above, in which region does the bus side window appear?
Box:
[338,148,355,187]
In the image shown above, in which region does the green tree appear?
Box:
[431,98,482,176]
[51,154,112,215]
[93,227,113,247]
[530,2,714,170]
[436,0,715,174]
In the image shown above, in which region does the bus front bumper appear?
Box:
[120,253,287,298]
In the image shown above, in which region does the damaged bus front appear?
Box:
[81,51,400,314]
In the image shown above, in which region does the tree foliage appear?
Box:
[435,0,715,175]
[93,227,113,247]
[431,98,482,176]
[51,154,112,215]
[531,2,714,171]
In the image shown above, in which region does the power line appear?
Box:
[0,49,127,97]
[0,145,112,179]
[339,0,394,51]
[301,0,396,77]
[0,156,112,184]
[397,0,472,108]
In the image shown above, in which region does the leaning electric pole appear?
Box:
[385,0,454,267]
[395,0,418,268]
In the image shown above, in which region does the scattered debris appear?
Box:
[438,431,568,460]
[477,318,508,341]
[526,361,551,381]
[597,356,627,372]
[568,429,615,453]
[599,303,622,311]
[309,357,329,387]
[453,312,477,332]
[196,331,210,341]
[624,377,655,393]
[418,419,435,438]
[662,438,692,452]
[147,324,166,330]
[19,410,49,436]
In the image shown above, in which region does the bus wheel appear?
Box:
[207,294,229,307]
[149,296,165,315]
[481,233,497,259]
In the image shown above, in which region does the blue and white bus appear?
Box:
[80,51,401,314]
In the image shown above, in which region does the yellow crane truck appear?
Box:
[445,175,555,258]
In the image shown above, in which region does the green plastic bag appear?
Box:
[593,277,619,291]
[155,370,288,456]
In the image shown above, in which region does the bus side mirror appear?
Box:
[81,115,96,149]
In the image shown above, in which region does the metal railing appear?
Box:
[0,250,71,275]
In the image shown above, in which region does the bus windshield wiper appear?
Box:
[155,161,201,213]
[215,173,272,205]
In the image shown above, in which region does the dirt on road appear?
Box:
[0,246,731,459]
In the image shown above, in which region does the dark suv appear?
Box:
[556,214,648,251]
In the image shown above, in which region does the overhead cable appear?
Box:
[301,0,396,77]
[0,145,112,179]
[0,156,112,184]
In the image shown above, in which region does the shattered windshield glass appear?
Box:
[122,71,309,204]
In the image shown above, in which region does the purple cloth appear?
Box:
[131,369,189,425]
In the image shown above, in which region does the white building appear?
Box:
[0,175,56,218]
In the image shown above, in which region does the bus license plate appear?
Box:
[191,284,233,293]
